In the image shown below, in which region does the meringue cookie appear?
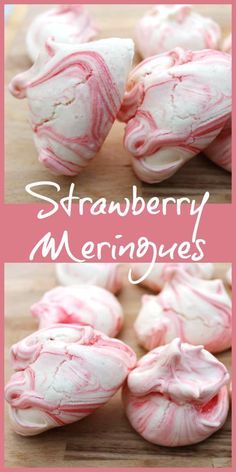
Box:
[9,38,134,176]
[135,269,231,353]
[5,324,136,436]
[222,34,232,54]
[204,117,231,172]
[123,338,229,446]
[26,5,97,62]
[135,4,221,59]
[130,262,214,291]
[56,263,122,293]
[31,285,123,337]
[118,48,231,183]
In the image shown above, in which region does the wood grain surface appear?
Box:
[4,263,232,468]
[4,4,232,204]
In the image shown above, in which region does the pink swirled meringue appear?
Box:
[123,338,229,446]
[56,263,122,293]
[135,4,221,59]
[222,34,232,54]
[118,48,231,183]
[9,37,134,176]
[204,117,231,172]
[5,324,136,436]
[130,262,214,292]
[31,285,123,337]
[209,33,232,174]
[26,5,97,62]
[135,269,231,353]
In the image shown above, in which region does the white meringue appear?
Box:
[5,324,136,436]
[135,4,221,59]
[31,285,123,337]
[130,262,214,291]
[9,38,134,175]
[118,48,231,183]
[56,263,122,293]
[222,34,232,54]
[204,33,231,173]
[26,5,97,62]
[135,268,231,353]
[204,117,231,172]
[123,338,229,446]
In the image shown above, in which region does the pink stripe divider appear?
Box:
[0,202,234,263]
[2,0,233,4]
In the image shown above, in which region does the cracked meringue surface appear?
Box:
[118,47,231,183]
[130,262,214,291]
[31,284,123,337]
[26,5,97,62]
[9,37,134,175]
[135,269,231,353]
[56,263,122,293]
[135,4,221,59]
[5,325,136,436]
[123,338,229,446]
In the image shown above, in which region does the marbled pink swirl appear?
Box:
[5,325,136,436]
[118,48,231,183]
[123,338,229,446]
[31,285,123,337]
[9,38,134,175]
[135,4,221,59]
[56,263,122,293]
[204,117,231,172]
[135,268,231,353]
[26,5,98,62]
[130,262,214,292]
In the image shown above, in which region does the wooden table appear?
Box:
[4,263,232,468]
[5,4,232,204]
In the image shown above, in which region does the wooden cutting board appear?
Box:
[4,263,231,468]
[5,4,232,204]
